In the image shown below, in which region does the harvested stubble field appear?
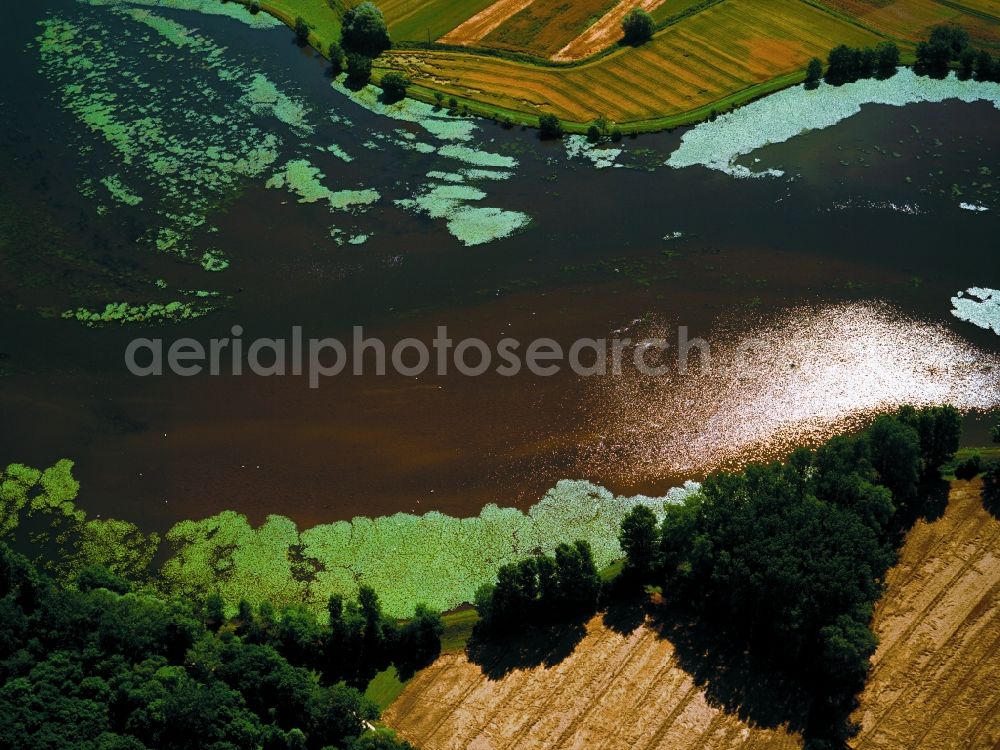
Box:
[380,0,500,43]
[479,0,623,58]
[385,481,1000,750]
[437,0,541,45]
[382,0,885,124]
[384,614,802,750]
[848,479,1000,749]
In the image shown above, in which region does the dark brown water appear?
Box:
[1,0,998,531]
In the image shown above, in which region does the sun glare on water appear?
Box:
[583,302,1000,481]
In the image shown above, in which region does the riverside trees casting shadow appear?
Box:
[465,619,589,680]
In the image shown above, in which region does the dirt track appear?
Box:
[849,480,1000,749]
[551,0,668,61]
[386,481,1000,750]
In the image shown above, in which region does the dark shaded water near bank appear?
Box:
[1,0,998,530]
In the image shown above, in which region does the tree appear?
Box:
[914,27,966,79]
[341,2,391,57]
[825,44,862,85]
[554,541,601,614]
[874,41,900,79]
[992,424,1000,443]
[983,461,1000,515]
[867,416,921,509]
[203,593,225,632]
[75,564,130,595]
[805,57,823,89]
[586,123,601,142]
[929,24,970,57]
[897,405,962,474]
[619,505,660,577]
[976,50,998,82]
[328,41,346,73]
[621,8,654,45]
[346,52,373,85]
[395,604,443,678]
[818,613,877,685]
[294,16,310,46]
[538,113,563,139]
[380,72,410,102]
[958,47,977,79]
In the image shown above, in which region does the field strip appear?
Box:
[384,615,801,749]
[551,0,669,61]
[438,0,540,45]
[849,481,1000,749]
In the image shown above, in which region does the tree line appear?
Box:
[616,406,962,747]
[806,24,1000,89]
[0,551,439,749]
[472,540,604,634]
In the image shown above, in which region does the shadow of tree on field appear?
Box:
[601,595,647,636]
[466,619,588,681]
[644,605,814,735]
[981,468,1000,520]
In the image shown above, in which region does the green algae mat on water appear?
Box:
[1,460,699,618]
[23,0,534,325]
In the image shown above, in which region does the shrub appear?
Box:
[294,16,310,45]
[805,57,823,89]
[328,41,346,73]
[380,71,409,102]
[538,113,563,139]
[954,454,983,480]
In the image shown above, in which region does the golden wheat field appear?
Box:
[384,481,1000,750]
[382,0,885,124]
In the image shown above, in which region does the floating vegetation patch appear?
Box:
[266,159,380,212]
[331,77,477,142]
[100,174,143,206]
[667,70,1000,178]
[82,0,284,29]
[565,135,622,169]
[4,458,702,617]
[437,144,517,169]
[241,74,313,135]
[33,4,342,319]
[959,201,990,212]
[952,288,1000,335]
[396,183,529,246]
[61,299,212,326]
[0,460,160,581]
[158,479,700,617]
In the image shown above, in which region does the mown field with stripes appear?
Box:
[380,0,887,125]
